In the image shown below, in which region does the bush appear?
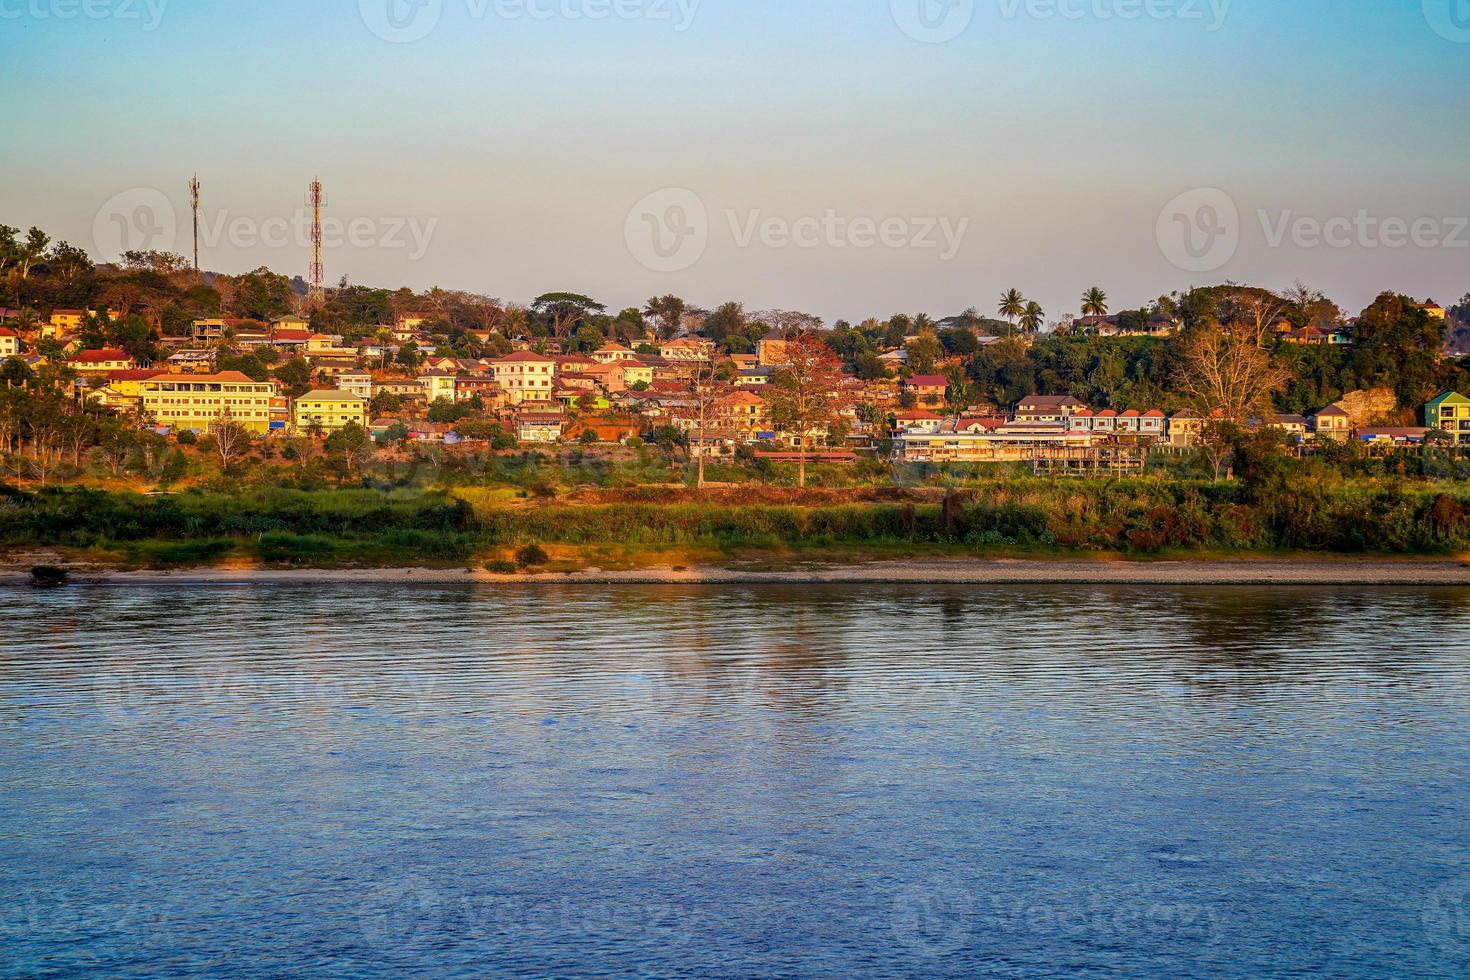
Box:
[176,430,198,446]
[30,565,68,587]
[483,559,519,574]
[515,543,550,567]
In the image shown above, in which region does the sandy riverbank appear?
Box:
[4,557,1468,586]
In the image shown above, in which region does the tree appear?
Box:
[702,301,748,348]
[904,332,943,374]
[210,412,252,469]
[1081,287,1108,317]
[766,333,844,488]
[689,359,730,490]
[229,267,293,320]
[1020,301,1045,334]
[998,289,1026,327]
[1176,322,1291,478]
[644,294,688,341]
[16,227,50,280]
[532,293,605,340]
[325,423,374,475]
[274,357,314,398]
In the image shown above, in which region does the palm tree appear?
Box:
[1020,301,1045,334]
[1081,287,1109,318]
[999,289,1026,327]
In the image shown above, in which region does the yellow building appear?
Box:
[491,351,555,404]
[418,370,458,404]
[140,371,275,434]
[294,389,367,434]
[48,309,86,333]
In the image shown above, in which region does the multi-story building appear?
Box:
[516,412,564,443]
[1427,392,1470,444]
[293,389,367,434]
[1312,405,1352,441]
[0,327,20,357]
[418,370,458,404]
[491,351,555,405]
[338,370,374,402]
[1014,394,1087,423]
[140,372,275,434]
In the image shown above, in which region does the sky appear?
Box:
[2,0,1468,325]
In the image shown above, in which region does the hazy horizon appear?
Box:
[4,0,1468,324]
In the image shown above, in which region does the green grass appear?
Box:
[4,477,1470,569]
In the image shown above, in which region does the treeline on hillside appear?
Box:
[5,220,1468,419]
[2,477,1470,566]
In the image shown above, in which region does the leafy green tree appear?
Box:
[904,332,943,374]
[230,267,293,320]
[1020,301,1045,334]
[370,391,403,416]
[1081,287,1109,317]
[998,289,1026,327]
[644,294,687,341]
[532,293,605,340]
[274,357,314,398]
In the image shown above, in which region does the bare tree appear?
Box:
[1176,322,1290,478]
[757,310,824,336]
[1219,288,1285,342]
[765,332,844,488]
[688,359,730,490]
[210,411,252,469]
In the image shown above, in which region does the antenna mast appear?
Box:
[189,174,201,273]
[307,178,326,308]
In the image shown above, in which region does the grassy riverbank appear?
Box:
[2,477,1469,571]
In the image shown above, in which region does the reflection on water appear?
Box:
[2,585,1469,977]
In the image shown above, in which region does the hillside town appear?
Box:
[2,223,1468,488]
[0,293,1467,483]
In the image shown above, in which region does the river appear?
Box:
[2,585,1468,977]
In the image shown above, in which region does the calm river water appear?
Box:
[2,584,1469,978]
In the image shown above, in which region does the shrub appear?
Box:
[484,559,519,574]
[30,565,68,587]
[515,543,550,567]
[176,430,198,446]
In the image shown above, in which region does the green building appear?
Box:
[1426,392,1470,444]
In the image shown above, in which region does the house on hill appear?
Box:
[1426,391,1470,444]
[902,374,948,407]
[1015,394,1087,422]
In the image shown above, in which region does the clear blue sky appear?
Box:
[3,0,1467,323]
